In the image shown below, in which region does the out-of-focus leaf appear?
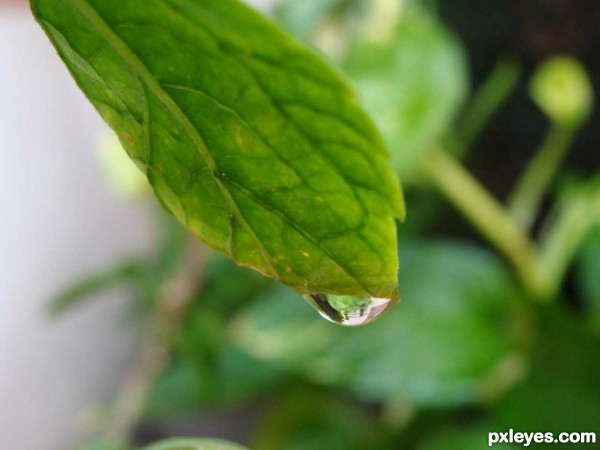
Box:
[577,228,600,331]
[545,175,600,317]
[145,345,284,418]
[144,360,204,417]
[141,438,249,450]
[344,13,469,180]
[492,308,600,446]
[197,253,273,314]
[145,256,285,418]
[49,262,142,315]
[418,424,520,450]
[50,211,189,317]
[566,176,600,329]
[250,388,386,450]
[232,240,529,407]
[458,57,521,152]
[32,0,404,300]
[229,283,334,367]
[78,439,130,450]
[133,212,189,312]
[275,0,346,40]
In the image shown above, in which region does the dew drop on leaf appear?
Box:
[303,293,396,326]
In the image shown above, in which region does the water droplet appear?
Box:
[303,293,396,327]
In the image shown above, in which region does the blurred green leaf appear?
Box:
[78,439,130,450]
[577,228,600,331]
[229,283,334,368]
[133,212,189,312]
[275,0,347,40]
[145,359,204,417]
[533,174,600,301]
[458,57,521,152]
[145,256,285,418]
[49,262,142,315]
[32,0,404,299]
[232,240,529,407]
[141,438,249,450]
[251,388,386,450]
[146,343,284,418]
[344,12,469,180]
[418,424,520,450]
[492,308,600,446]
[196,254,274,314]
[50,210,188,317]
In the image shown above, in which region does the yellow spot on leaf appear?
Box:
[121,133,136,145]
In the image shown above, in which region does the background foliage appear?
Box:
[46,0,600,449]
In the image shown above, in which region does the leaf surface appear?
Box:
[31,0,404,298]
[492,309,600,445]
[577,228,600,332]
[142,438,249,450]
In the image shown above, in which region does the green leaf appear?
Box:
[195,253,274,314]
[50,211,188,317]
[231,240,530,407]
[230,283,333,367]
[458,57,521,152]
[492,308,600,445]
[49,262,142,315]
[146,329,285,417]
[141,438,249,450]
[250,388,386,450]
[145,254,286,418]
[419,426,522,450]
[418,425,520,450]
[78,439,130,450]
[275,0,346,40]
[31,0,404,299]
[344,12,469,180]
[577,228,600,331]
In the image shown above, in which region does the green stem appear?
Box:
[459,57,521,152]
[536,185,600,298]
[421,148,539,294]
[508,123,578,229]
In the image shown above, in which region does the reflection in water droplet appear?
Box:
[303,293,396,327]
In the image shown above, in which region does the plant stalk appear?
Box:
[459,57,521,152]
[508,124,578,229]
[536,184,600,298]
[421,148,539,295]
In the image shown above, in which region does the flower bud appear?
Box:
[530,56,593,126]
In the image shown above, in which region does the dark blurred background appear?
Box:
[440,0,600,311]
[441,0,600,200]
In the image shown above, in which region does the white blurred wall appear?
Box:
[0,8,154,449]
